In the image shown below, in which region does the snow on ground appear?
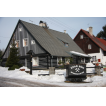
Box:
[0,63,106,87]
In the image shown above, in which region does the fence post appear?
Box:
[95,66,101,75]
[49,67,55,75]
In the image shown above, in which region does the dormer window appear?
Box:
[80,35,83,39]
[88,44,92,49]
[61,41,69,47]
[57,37,69,47]
[64,43,69,47]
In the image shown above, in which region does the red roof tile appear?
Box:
[96,37,106,46]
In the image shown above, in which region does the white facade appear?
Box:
[88,48,106,65]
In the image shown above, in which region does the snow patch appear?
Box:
[0,66,106,87]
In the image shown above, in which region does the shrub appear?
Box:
[8,65,20,70]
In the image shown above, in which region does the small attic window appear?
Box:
[80,35,83,39]
[62,41,69,47]
[19,28,22,31]
[64,43,69,47]
[31,40,35,45]
[88,44,92,49]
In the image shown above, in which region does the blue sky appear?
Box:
[0,17,106,50]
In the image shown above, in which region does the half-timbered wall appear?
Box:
[3,23,46,59]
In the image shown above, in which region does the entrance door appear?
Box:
[32,57,39,66]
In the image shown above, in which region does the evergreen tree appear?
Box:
[6,38,21,70]
[96,25,106,40]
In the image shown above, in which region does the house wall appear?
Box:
[88,48,106,65]
[74,31,100,54]
[3,23,46,59]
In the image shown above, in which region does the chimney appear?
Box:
[89,27,93,36]
[39,21,48,28]
[64,30,66,33]
[39,21,44,27]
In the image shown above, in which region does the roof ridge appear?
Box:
[20,19,69,36]
[81,29,95,37]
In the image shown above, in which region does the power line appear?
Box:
[41,17,67,32]
[43,17,77,34]
[42,19,76,33]
[48,17,77,33]
[52,17,77,32]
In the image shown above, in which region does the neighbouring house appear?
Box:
[74,27,106,65]
[1,20,90,69]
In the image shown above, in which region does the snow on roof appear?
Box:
[70,51,91,57]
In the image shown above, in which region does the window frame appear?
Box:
[23,38,28,47]
[15,40,20,48]
[80,35,83,39]
[31,40,35,45]
[64,43,69,47]
[19,28,22,32]
[32,57,39,67]
[92,56,96,62]
[10,44,12,48]
[88,44,92,50]
[57,57,62,65]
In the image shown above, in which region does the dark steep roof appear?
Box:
[19,20,86,57]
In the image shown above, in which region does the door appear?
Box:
[32,57,39,66]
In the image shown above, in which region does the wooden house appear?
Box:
[1,20,90,69]
[74,27,106,65]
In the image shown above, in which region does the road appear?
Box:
[0,77,62,87]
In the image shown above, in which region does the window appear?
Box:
[10,44,12,48]
[19,28,22,31]
[64,43,69,47]
[88,44,92,49]
[31,40,35,45]
[23,38,28,47]
[61,41,69,47]
[57,57,62,65]
[92,56,96,61]
[32,57,39,66]
[80,35,83,39]
[15,40,20,48]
